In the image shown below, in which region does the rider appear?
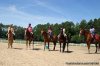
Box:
[48,26,53,39]
[27,23,33,35]
[7,24,15,40]
[89,25,95,40]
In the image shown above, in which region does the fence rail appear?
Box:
[0,39,95,47]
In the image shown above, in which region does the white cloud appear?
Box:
[0,5,67,27]
[33,0,65,16]
[8,5,17,12]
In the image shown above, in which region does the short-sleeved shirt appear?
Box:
[48,28,52,33]
[28,26,32,32]
[90,28,95,35]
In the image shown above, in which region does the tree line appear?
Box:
[0,18,100,43]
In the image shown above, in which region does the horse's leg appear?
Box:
[8,41,10,48]
[29,40,31,49]
[98,42,100,51]
[26,40,28,49]
[10,40,12,48]
[48,42,50,50]
[63,42,66,52]
[60,42,61,52]
[67,42,69,52]
[53,42,56,50]
[95,43,98,53]
[87,42,90,53]
[33,40,34,49]
[11,39,13,48]
[9,40,11,48]
[44,41,46,51]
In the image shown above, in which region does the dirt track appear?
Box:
[0,42,100,66]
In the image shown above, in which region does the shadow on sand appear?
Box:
[32,48,41,51]
[85,53,100,54]
[13,48,23,50]
[63,51,73,53]
[49,50,59,51]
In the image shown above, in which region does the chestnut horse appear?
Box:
[79,28,100,53]
[25,29,34,49]
[58,29,71,52]
[41,29,58,51]
[7,30,13,48]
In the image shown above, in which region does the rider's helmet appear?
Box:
[28,23,31,27]
[90,25,94,29]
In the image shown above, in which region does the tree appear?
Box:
[79,19,87,28]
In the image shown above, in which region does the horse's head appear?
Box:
[60,28,63,35]
[8,29,13,39]
[79,28,85,37]
[41,29,47,36]
[41,28,44,35]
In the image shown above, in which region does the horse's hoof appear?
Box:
[53,49,55,51]
[95,52,97,53]
[62,51,64,53]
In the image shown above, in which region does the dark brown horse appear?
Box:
[7,30,13,48]
[58,29,71,52]
[41,29,58,51]
[79,28,100,53]
[25,28,34,49]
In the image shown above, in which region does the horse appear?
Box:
[25,29,34,49]
[79,28,100,53]
[58,29,71,52]
[7,30,14,48]
[41,29,58,51]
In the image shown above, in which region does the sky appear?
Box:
[0,0,100,27]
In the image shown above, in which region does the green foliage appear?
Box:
[0,18,100,43]
[71,35,84,43]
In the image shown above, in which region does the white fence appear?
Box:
[0,39,95,47]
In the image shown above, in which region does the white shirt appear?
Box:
[90,28,95,34]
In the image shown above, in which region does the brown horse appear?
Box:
[25,28,34,49]
[7,30,13,48]
[41,29,58,51]
[58,29,71,52]
[79,28,100,53]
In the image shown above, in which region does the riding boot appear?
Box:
[50,35,53,40]
[91,35,95,43]
[93,35,95,42]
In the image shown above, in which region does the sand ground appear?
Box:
[0,42,100,66]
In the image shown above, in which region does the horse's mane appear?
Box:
[84,29,90,33]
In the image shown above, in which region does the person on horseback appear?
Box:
[89,25,95,40]
[48,26,53,39]
[7,24,15,40]
[27,23,33,35]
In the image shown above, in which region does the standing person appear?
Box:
[89,25,95,39]
[48,26,53,39]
